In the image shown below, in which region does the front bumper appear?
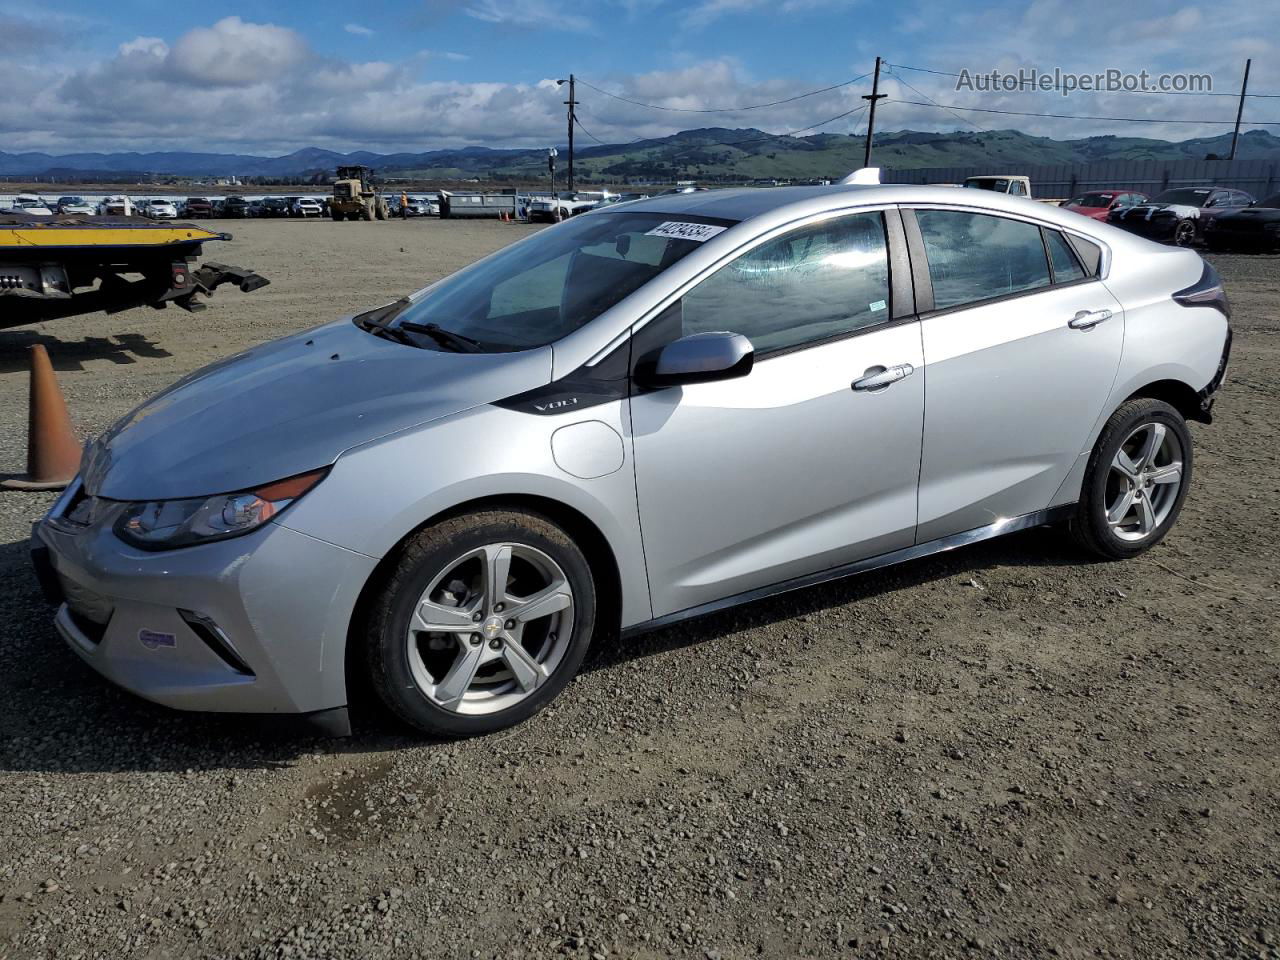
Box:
[32,506,378,720]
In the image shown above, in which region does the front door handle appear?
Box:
[853,363,915,391]
[1068,308,1113,330]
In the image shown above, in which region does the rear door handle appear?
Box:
[1068,308,1113,330]
[853,363,914,391]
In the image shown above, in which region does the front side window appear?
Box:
[681,212,891,354]
[389,212,730,351]
[916,210,1051,311]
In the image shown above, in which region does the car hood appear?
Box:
[1114,202,1200,220]
[83,318,553,502]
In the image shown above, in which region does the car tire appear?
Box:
[1070,398,1193,560]
[1173,220,1197,247]
[365,509,597,738]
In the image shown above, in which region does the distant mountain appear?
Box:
[4,128,1279,182]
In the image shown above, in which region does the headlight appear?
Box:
[115,468,327,550]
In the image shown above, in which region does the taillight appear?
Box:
[1173,262,1230,319]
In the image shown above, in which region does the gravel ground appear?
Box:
[0,219,1277,960]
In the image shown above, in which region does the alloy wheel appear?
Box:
[1104,422,1184,542]
[1174,221,1196,246]
[405,543,574,715]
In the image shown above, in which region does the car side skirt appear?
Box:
[621,505,1075,638]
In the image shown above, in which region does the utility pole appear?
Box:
[564,74,578,191]
[1229,58,1252,161]
[862,56,887,168]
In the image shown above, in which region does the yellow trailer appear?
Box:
[0,213,267,328]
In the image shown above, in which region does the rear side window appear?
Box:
[915,211,1050,311]
[682,212,891,354]
[1044,229,1087,283]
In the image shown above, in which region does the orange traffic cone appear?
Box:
[2,344,81,491]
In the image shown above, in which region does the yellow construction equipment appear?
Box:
[330,165,389,221]
[0,212,267,328]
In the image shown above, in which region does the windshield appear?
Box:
[1155,188,1213,206]
[383,211,733,352]
[964,179,1008,192]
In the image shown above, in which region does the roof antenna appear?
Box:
[840,168,881,185]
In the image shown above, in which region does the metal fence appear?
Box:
[882,158,1280,201]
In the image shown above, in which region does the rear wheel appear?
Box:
[1071,398,1192,559]
[365,510,596,738]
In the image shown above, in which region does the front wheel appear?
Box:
[365,510,596,738]
[1173,220,1197,247]
[1071,398,1192,559]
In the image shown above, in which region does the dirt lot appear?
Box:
[0,218,1277,960]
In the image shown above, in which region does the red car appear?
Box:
[1063,189,1148,220]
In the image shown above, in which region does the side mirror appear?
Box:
[636,331,754,389]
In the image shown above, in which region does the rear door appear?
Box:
[905,207,1124,542]
[631,209,925,618]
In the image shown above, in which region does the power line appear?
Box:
[667,104,870,162]
[576,74,870,115]
[572,115,609,146]
[885,67,988,132]
[888,98,1280,126]
[887,61,1280,99]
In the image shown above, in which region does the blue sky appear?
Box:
[3,0,1275,155]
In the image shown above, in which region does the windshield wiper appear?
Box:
[399,321,484,353]
[354,298,413,338]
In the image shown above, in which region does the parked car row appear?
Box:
[1060,185,1277,251]
[9,195,338,219]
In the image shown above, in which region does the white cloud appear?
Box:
[463,0,593,31]
[344,23,375,37]
[167,16,308,87]
[683,0,858,27]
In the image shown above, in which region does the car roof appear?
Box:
[595,183,1098,230]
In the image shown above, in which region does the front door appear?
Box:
[630,210,926,618]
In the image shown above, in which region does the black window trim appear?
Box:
[900,206,1105,320]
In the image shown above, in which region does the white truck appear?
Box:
[961,175,1066,206]
[962,175,1032,197]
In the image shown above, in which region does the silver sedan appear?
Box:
[33,178,1232,738]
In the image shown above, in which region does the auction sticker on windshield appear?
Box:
[645,221,728,242]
